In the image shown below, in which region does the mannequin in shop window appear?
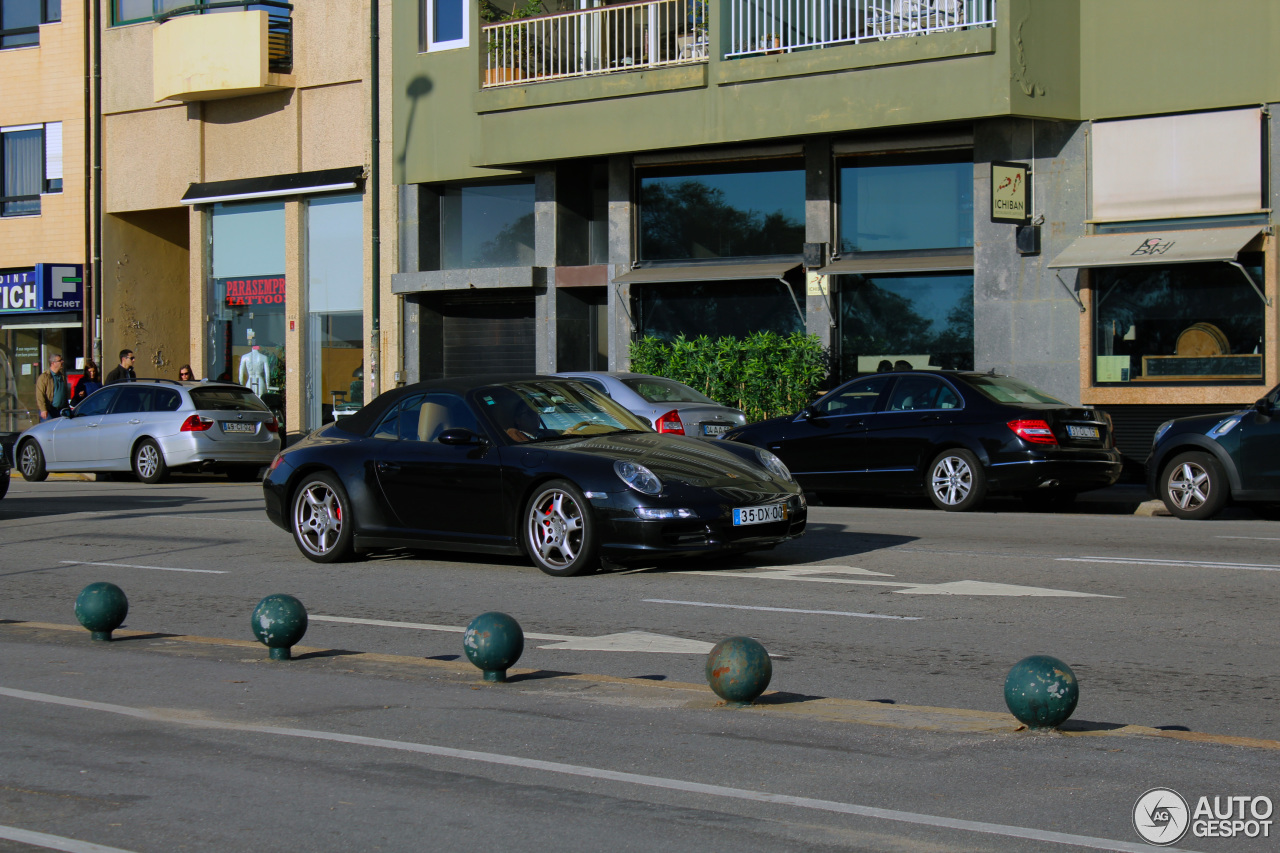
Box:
[239,329,273,398]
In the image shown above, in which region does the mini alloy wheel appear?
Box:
[928,449,986,511]
[18,440,47,482]
[525,480,598,577]
[292,473,355,562]
[132,439,169,484]
[1161,451,1227,520]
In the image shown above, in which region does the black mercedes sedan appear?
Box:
[263,377,806,575]
[722,370,1122,511]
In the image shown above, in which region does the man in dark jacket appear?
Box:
[105,349,137,385]
[34,354,70,420]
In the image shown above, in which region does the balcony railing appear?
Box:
[727,0,993,58]
[156,0,293,74]
[482,0,708,88]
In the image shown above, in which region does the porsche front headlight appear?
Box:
[615,460,662,495]
[756,449,793,482]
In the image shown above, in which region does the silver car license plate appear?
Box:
[222,421,256,434]
[1066,425,1099,439]
[733,503,787,526]
[703,424,730,436]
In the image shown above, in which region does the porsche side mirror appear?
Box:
[438,427,486,446]
[1255,397,1274,415]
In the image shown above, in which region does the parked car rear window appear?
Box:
[622,377,716,405]
[965,376,1064,405]
[189,387,271,412]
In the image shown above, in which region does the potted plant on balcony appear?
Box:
[481,0,548,84]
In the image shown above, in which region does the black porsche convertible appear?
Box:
[263,377,807,575]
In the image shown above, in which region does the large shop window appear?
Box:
[441,182,534,269]
[207,201,287,430]
[2,123,60,216]
[838,152,973,253]
[2,0,59,48]
[1092,258,1265,384]
[636,280,804,341]
[637,159,805,261]
[307,194,364,427]
[838,272,974,379]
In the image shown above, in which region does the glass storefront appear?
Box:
[637,159,805,261]
[306,194,364,426]
[1092,258,1265,384]
[207,201,287,430]
[837,273,974,379]
[838,152,973,254]
[0,321,82,432]
[635,279,805,341]
[441,182,535,269]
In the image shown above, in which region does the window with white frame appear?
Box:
[1,123,60,217]
[422,0,467,50]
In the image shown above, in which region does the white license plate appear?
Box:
[733,504,787,526]
[1066,425,1100,439]
[703,424,731,436]
[221,421,256,434]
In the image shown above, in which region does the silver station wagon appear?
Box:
[15,379,281,484]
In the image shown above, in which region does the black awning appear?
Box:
[181,166,364,205]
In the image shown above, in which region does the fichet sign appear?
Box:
[0,264,83,313]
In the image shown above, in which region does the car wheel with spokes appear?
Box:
[291,472,355,563]
[18,439,47,482]
[927,449,986,511]
[132,439,169,484]
[524,479,598,577]
[1161,451,1227,520]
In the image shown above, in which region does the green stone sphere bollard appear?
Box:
[1004,655,1080,729]
[706,636,772,706]
[251,594,308,661]
[463,612,524,682]
[74,582,128,641]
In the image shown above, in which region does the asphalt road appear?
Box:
[1,474,1277,852]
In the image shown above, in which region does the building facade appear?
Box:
[100,0,397,440]
[1,0,87,433]
[391,0,1280,469]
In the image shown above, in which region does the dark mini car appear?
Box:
[722,370,1123,511]
[263,376,806,575]
[1147,383,1280,520]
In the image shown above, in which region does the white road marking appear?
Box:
[644,598,922,620]
[691,566,1115,597]
[310,615,573,642]
[58,561,227,575]
[0,686,1197,853]
[1216,535,1280,542]
[0,825,139,853]
[1059,556,1280,573]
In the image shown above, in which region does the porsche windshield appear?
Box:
[476,381,651,442]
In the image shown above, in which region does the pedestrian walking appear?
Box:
[71,359,103,406]
[105,349,137,385]
[177,364,196,381]
[34,354,70,421]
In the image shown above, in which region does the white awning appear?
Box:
[1047,227,1263,269]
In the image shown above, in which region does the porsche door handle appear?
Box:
[375,461,401,475]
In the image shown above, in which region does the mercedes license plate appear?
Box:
[1066,425,1099,439]
[703,424,730,436]
[733,503,787,526]
[222,421,256,434]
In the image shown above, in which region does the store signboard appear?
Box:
[219,276,287,307]
[0,264,83,313]
[991,162,1031,224]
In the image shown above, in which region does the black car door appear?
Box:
[862,374,963,489]
[1237,389,1280,495]
[773,375,892,493]
[371,392,506,545]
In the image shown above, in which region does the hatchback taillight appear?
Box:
[264,416,279,433]
[180,414,214,432]
[655,409,685,435]
[1008,419,1058,445]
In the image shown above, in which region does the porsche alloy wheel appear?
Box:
[292,473,355,562]
[525,480,598,577]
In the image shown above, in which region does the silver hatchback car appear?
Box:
[554,371,747,438]
[15,379,281,484]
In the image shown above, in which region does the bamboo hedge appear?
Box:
[629,332,830,423]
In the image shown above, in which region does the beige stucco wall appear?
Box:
[102,209,190,376]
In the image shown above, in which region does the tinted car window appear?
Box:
[189,387,271,412]
[409,393,480,442]
[965,376,1063,405]
[75,387,119,417]
[154,388,181,412]
[815,376,890,416]
[887,376,961,412]
[109,386,151,414]
[372,394,424,440]
[621,377,716,405]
